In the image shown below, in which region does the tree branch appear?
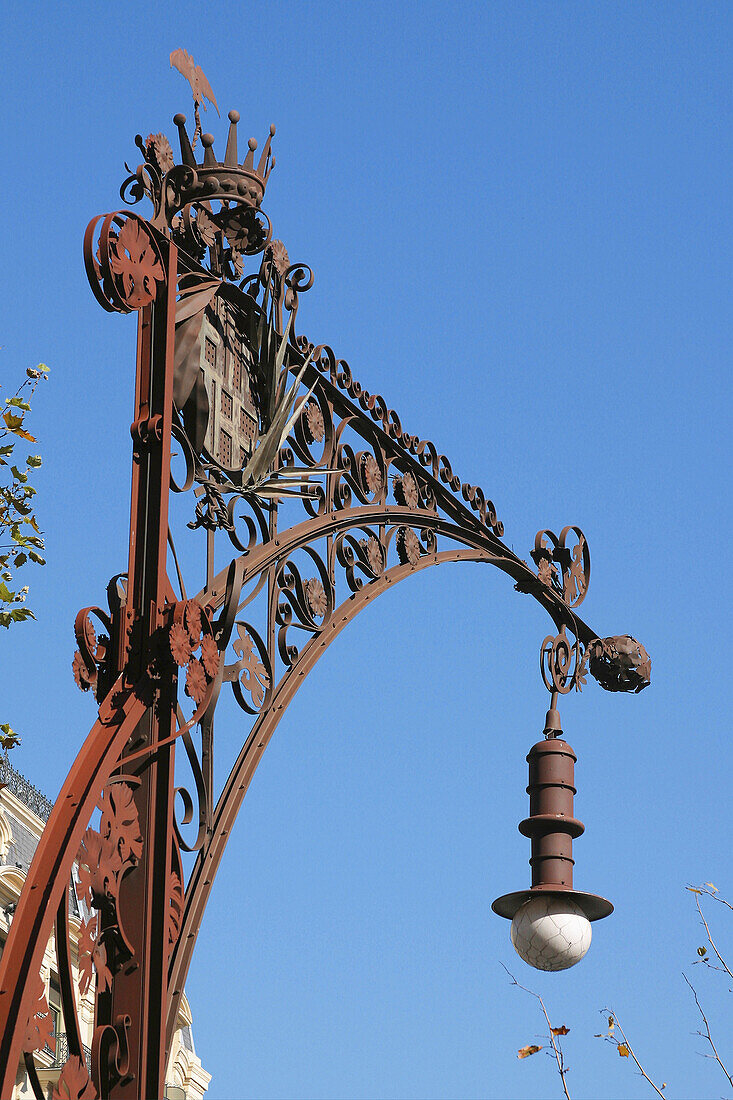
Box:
[598,1010,666,1097]
[691,892,733,986]
[502,964,571,1100]
[683,974,733,1089]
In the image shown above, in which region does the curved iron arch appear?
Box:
[165,503,600,1043]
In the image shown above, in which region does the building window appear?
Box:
[204,337,216,371]
[231,349,242,393]
[221,390,233,419]
[240,409,257,452]
[49,976,62,1041]
[218,429,232,467]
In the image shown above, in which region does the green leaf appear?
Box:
[10,607,34,622]
[26,455,42,468]
[37,363,49,373]
[27,550,45,565]
[11,466,28,484]
[0,581,14,602]
[5,397,31,411]
[14,553,26,568]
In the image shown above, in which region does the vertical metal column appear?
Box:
[97,243,179,1099]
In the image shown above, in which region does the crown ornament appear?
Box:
[122,109,277,271]
[170,110,276,217]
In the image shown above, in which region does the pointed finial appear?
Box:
[243,136,257,171]
[225,109,240,166]
[257,124,276,181]
[201,132,217,168]
[173,113,195,167]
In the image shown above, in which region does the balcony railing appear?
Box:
[45,1032,93,1071]
[0,758,53,822]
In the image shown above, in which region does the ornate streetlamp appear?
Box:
[0,59,650,1100]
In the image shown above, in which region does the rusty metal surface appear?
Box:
[0,72,649,1099]
[492,733,613,924]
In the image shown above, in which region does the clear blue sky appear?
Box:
[1,2,731,1097]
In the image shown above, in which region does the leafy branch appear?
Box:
[0,363,49,755]
[503,964,572,1100]
[595,1011,666,1096]
[688,883,733,986]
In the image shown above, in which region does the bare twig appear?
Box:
[690,891,733,986]
[502,964,571,1100]
[687,884,733,915]
[683,974,733,1089]
[598,1010,666,1097]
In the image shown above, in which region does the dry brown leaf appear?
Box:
[517,1044,542,1059]
[617,1043,630,1058]
[551,1025,570,1036]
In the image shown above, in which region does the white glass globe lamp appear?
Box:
[510,894,592,971]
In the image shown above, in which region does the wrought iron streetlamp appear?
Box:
[0,58,650,1099]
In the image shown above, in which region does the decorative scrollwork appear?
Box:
[295,336,504,536]
[587,635,651,693]
[72,607,111,699]
[275,551,333,665]
[225,492,270,553]
[91,1014,132,1096]
[334,435,388,510]
[335,528,387,591]
[531,526,590,608]
[84,212,165,314]
[540,628,588,695]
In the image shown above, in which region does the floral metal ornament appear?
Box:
[22,973,55,1056]
[229,622,271,713]
[531,527,590,608]
[52,1055,96,1100]
[85,212,165,315]
[394,470,419,509]
[396,526,421,565]
[75,781,143,998]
